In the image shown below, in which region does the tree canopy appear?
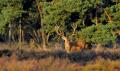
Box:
[0,0,120,47]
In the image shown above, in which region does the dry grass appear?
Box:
[0,56,119,71]
[82,59,120,71]
[0,43,120,71]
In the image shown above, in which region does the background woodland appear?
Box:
[0,0,120,48]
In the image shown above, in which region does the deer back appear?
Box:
[76,40,86,49]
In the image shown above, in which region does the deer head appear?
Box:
[55,23,78,38]
[55,26,71,53]
[55,24,85,53]
[71,23,78,36]
[55,26,70,47]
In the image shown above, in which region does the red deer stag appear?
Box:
[55,26,86,53]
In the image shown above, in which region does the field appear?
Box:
[0,43,120,71]
[1,0,120,71]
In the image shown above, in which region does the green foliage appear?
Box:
[0,0,22,6]
[78,23,120,45]
[105,3,120,22]
[41,0,102,38]
[0,0,23,34]
[0,0,120,47]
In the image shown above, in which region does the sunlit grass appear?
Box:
[0,43,120,71]
[0,56,119,71]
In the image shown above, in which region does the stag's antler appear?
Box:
[71,23,78,36]
[55,25,85,53]
[55,26,64,36]
[55,26,71,53]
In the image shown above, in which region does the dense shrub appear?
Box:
[78,23,120,45]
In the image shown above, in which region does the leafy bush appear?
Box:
[105,4,120,22]
[78,23,120,45]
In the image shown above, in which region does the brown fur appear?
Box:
[62,36,86,53]
[55,26,86,53]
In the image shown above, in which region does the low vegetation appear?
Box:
[0,0,120,71]
[0,45,120,71]
[0,52,120,71]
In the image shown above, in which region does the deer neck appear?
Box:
[62,36,71,53]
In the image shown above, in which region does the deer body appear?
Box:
[62,36,86,53]
[55,25,86,53]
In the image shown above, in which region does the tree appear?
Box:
[40,0,100,42]
[0,0,120,49]
[0,0,23,42]
[0,0,41,48]
[105,3,120,22]
[78,23,120,47]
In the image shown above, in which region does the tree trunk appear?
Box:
[40,8,47,48]
[104,10,112,23]
[19,24,22,49]
[96,17,98,25]
[21,29,24,45]
[8,23,12,47]
[41,30,47,48]
[36,1,47,48]
[46,33,50,47]
[113,42,117,49]
[33,30,40,43]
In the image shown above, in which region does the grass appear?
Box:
[82,59,120,71]
[0,56,120,71]
[0,43,120,71]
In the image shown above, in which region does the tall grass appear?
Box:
[0,43,120,71]
[0,56,119,71]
